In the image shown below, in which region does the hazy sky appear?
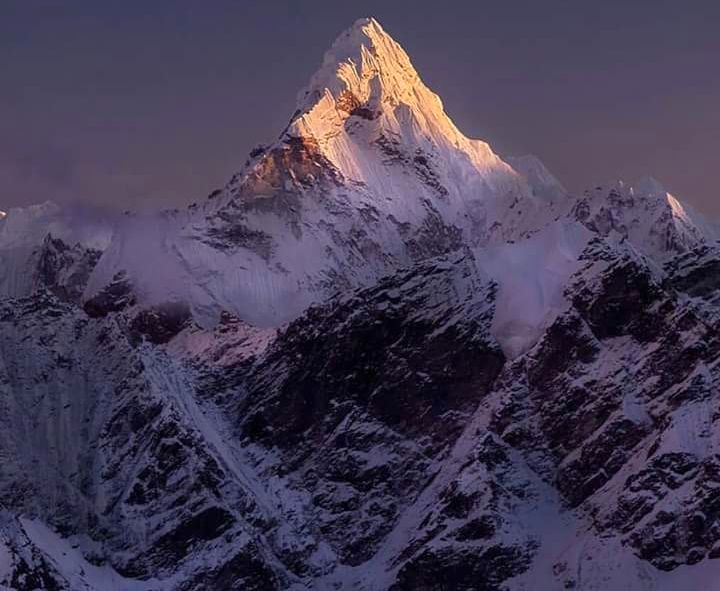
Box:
[2,0,719,215]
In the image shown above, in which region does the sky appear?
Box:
[1,0,719,215]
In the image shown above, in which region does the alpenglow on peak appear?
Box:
[295,17,424,112]
[286,17,520,196]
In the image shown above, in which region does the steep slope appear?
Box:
[0,290,295,589]
[3,15,720,591]
[490,235,720,589]
[86,18,566,327]
[0,254,517,590]
[287,17,526,214]
[83,20,718,329]
[6,235,720,590]
[571,178,718,260]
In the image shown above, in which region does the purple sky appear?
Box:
[2,0,719,215]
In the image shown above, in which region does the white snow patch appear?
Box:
[20,518,165,591]
[478,220,592,358]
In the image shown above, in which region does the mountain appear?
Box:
[0,201,110,301]
[572,177,718,258]
[2,16,720,591]
[84,17,568,328]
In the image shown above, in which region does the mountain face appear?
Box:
[83,18,570,329]
[2,16,720,591]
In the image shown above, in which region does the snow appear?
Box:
[293,17,519,192]
[2,14,720,591]
[549,532,720,591]
[21,518,164,591]
[78,16,575,331]
[505,154,567,201]
[575,178,718,260]
[477,219,592,358]
[166,318,276,366]
[0,201,113,300]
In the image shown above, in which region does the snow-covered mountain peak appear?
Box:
[631,176,701,227]
[86,19,571,327]
[573,178,717,259]
[295,17,423,117]
[7,18,720,591]
[286,17,520,195]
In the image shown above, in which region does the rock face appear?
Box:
[236,254,508,571]
[3,15,720,591]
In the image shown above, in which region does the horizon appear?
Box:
[1,1,718,216]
